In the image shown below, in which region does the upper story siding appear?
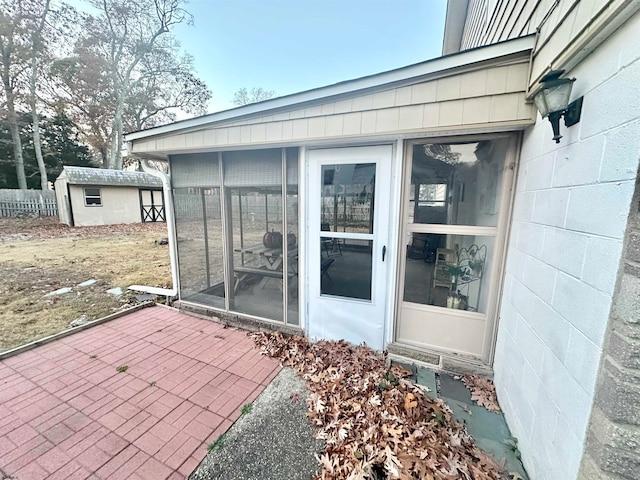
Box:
[449,0,640,88]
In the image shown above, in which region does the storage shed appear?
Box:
[54,166,165,226]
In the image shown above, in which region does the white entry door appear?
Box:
[308,145,392,350]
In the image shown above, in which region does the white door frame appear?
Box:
[305,145,394,350]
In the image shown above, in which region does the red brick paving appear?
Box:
[0,306,281,479]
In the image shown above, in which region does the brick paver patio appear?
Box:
[0,306,281,479]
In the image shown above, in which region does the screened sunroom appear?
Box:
[170,148,300,325]
[127,36,536,364]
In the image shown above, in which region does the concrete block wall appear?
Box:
[493,11,640,480]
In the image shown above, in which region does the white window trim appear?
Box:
[84,187,102,207]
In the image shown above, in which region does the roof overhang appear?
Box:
[442,0,469,55]
[59,166,162,188]
[125,35,535,144]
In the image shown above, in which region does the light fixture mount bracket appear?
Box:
[564,96,583,127]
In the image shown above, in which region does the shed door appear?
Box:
[308,145,392,350]
[140,189,165,222]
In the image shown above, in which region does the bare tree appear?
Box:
[232,87,276,106]
[28,0,51,190]
[0,0,30,189]
[81,0,193,170]
[124,47,210,132]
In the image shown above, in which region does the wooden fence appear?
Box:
[0,189,58,218]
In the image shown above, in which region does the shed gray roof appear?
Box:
[60,166,162,188]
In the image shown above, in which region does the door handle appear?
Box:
[382,245,387,262]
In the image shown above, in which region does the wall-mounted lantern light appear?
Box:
[532,70,583,143]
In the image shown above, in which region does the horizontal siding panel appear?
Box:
[411,82,437,104]
[422,103,441,128]
[265,122,282,141]
[228,126,241,144]
[320,103,335,115]
[489,92,521,122]
[342,112,362,135]
[131,58,533,153]
[486,66,509,95]
[517,96,537,121]
[394,86,412,106]
[439,99,464,126]
[375,108,400,132]
[459,69,488,97]
[361,110,377,134]
[325,115,344,136]
[333,99,353,114]
[372,90,396,109]
[498,0,529,43]
[250,123,266,142]
[292,119,308,139]
[462,96,492,125]
[398,105,424,130]
[352,94,374,111]
[240,125,251,143]
[281,120,293,140]
[506,63,530,91]
[436,75,462,101]
[308,116,326,137]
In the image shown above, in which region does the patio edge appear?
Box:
[0,301,156,361]
[175,300,305,337]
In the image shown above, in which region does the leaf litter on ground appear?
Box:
[252,332,511,480]
[461,375,502,413]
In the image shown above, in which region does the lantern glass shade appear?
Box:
[533,77,574,118]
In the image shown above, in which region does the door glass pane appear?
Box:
[321,163,375,234]
[286,148,299,325]
[408,138,509,226]
[403,233,495,313]
[320,238,372,300]
[223,150,284,322]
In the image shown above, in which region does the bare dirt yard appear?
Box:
[0,216,171,352]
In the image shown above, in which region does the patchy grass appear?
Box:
[207,434,225,452]
[240,403,253,415]
[116,365,129,373]
[0,218,171,352]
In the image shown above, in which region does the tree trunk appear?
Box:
[108,93,125,170]
[115,115,123,170]
[7,114,27,190]
[2,74,27,189]
[30,53,48,190]
[29,0,50,190]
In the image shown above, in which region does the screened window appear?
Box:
[84,188,102,206]
[169,148,299,325]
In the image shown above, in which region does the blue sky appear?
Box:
[175,0,448,112]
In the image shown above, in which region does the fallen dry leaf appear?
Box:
[252,332,508,479]
[462,375,502,413]
[404,392,418,413]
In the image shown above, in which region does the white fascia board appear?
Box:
[125,35,535,142]
[442,0,470,55]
